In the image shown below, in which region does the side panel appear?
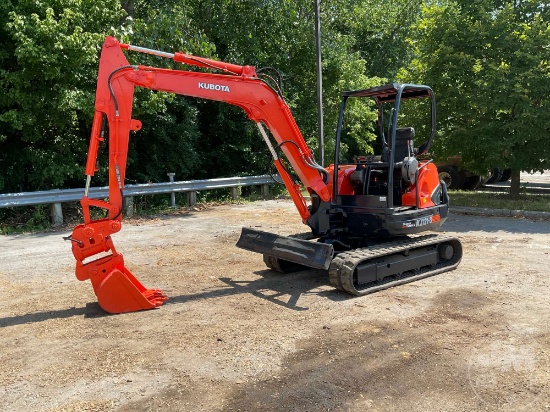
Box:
[335,195,447,237]
[402,162,440,208]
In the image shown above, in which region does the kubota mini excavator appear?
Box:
[67,37,462,313]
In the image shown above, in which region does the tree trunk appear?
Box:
[510,168,521,198]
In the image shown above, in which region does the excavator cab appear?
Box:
[304,83,448,240]
[242,83,461,297]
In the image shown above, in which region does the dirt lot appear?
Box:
[0,199,549,412]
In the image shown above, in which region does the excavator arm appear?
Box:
[70,36,330,313]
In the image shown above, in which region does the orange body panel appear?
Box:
[324,164,357,197]
[402,162,439,208]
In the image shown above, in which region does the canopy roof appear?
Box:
[341,83,432,103]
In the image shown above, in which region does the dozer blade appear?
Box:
[79,253,168,314]
[236,227,333,270]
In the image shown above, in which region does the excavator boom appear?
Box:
[69,37,332,313]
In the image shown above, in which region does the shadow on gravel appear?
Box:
[124,288,516,412]
[0,302,109,328]
[0,269,348,327]
[166,269,350,311]
[218,288,530,412]
[441,213,550,235]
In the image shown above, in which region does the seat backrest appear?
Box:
[395,127,415,141]
[382,127,415,163]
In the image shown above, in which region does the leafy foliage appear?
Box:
[14,0,543,199]
[190,0,381,167]
[331,0,423,79]
[402,0,550,178]
[0,0,391,190]
[111,2,215,183]
[0,0,124,191]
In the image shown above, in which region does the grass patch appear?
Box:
[449,190,550,213]
[0,205,53,234]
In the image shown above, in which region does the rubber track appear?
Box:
[328,234,462,295]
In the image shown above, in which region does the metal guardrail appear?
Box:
[0,175,276,208]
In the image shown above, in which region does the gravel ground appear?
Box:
[0,199,549,412]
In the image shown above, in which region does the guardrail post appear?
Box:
[261,184,270,198]
[167,173,176,207]
[125,196,134,218]
[231,186,241,200]
[187,191,197,207]
[50,203,63,226]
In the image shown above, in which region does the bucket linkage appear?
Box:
[69,213,167,314]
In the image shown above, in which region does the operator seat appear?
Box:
[393,127,415,162]
[382,127,415,163]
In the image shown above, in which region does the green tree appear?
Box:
[0,0,124,191]
[402,0,550,196]
[190,0,380,172]
[113,2,216,182]
[0,0,422,195]
[331,0,423,79]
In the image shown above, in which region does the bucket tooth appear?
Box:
[236,227,333,270]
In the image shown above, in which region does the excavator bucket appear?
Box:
[236,227,333,270]
[94,267,167,314]
[76,253,167,314]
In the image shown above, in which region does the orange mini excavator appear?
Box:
[67,37,462,313]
